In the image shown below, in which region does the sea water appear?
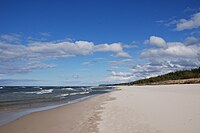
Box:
[0,86,113,125]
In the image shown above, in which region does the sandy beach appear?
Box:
[0,84,200,133]
[99,84,200,133]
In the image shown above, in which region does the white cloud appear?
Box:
[106,36,200,83]
[156,16,177,27]
[123,44,138,48]
[105,71,134,82]
[0,39,130,74]
[105,76,133,82]
[148,36,166,48]
[94,43,123,53]
[111,71,132,77]
[28,41,94,58]
[114,51,131,58]
[82,61,91,65]
[0,41,129,62]
[176,12,200,31]
[108,58,134,70]
[142,41,200,58]
[141,36,200,75]
[184,37,200,45]
[0,34,21,43]
[129,62,188,79]
[0,61,55,74]
[108,59,133,65]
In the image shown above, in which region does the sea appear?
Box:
[0,86,113,125]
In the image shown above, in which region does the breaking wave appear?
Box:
[61,88,75,91]
[70,92,90,96]
[17,89,54,95]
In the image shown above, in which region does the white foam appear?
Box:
[61,87,74,91]
[80,87,93,92]
[55,93,69,97]
[70,92,89,96]
[24,89,53,95]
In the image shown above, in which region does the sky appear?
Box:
[0,0,200,86]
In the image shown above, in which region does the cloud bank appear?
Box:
[0,39,130,74]
[106,36,200,83]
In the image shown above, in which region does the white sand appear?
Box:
[99,84,200,133]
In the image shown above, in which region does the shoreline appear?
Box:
[0,92,113,133]
[0,93,108,126]
[0,84,200,133]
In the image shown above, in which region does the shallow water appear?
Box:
[0,86,113,125]
[0,86,112,109]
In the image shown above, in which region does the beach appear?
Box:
[0,84,200,133]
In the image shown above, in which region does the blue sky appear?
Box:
[0,0,200,86]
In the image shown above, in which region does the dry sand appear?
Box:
[99,84,200,133]
[0,84,200,133]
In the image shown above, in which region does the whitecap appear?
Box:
[24,89,53,95]
[81,87,92,92]
[61,88,74,91]
[55,93,69,98]
[60,93,69,97]
[70,92,89,96]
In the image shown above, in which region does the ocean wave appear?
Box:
[0,87,3,89]
[80,87,92,92]
[61,88,75,91]
[16,89,54,95]
[27,89,53,94]
[55,93,69,98]
[60,93,69,97]
[70,92,90,96]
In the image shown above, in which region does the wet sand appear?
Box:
[0,93,112,133]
